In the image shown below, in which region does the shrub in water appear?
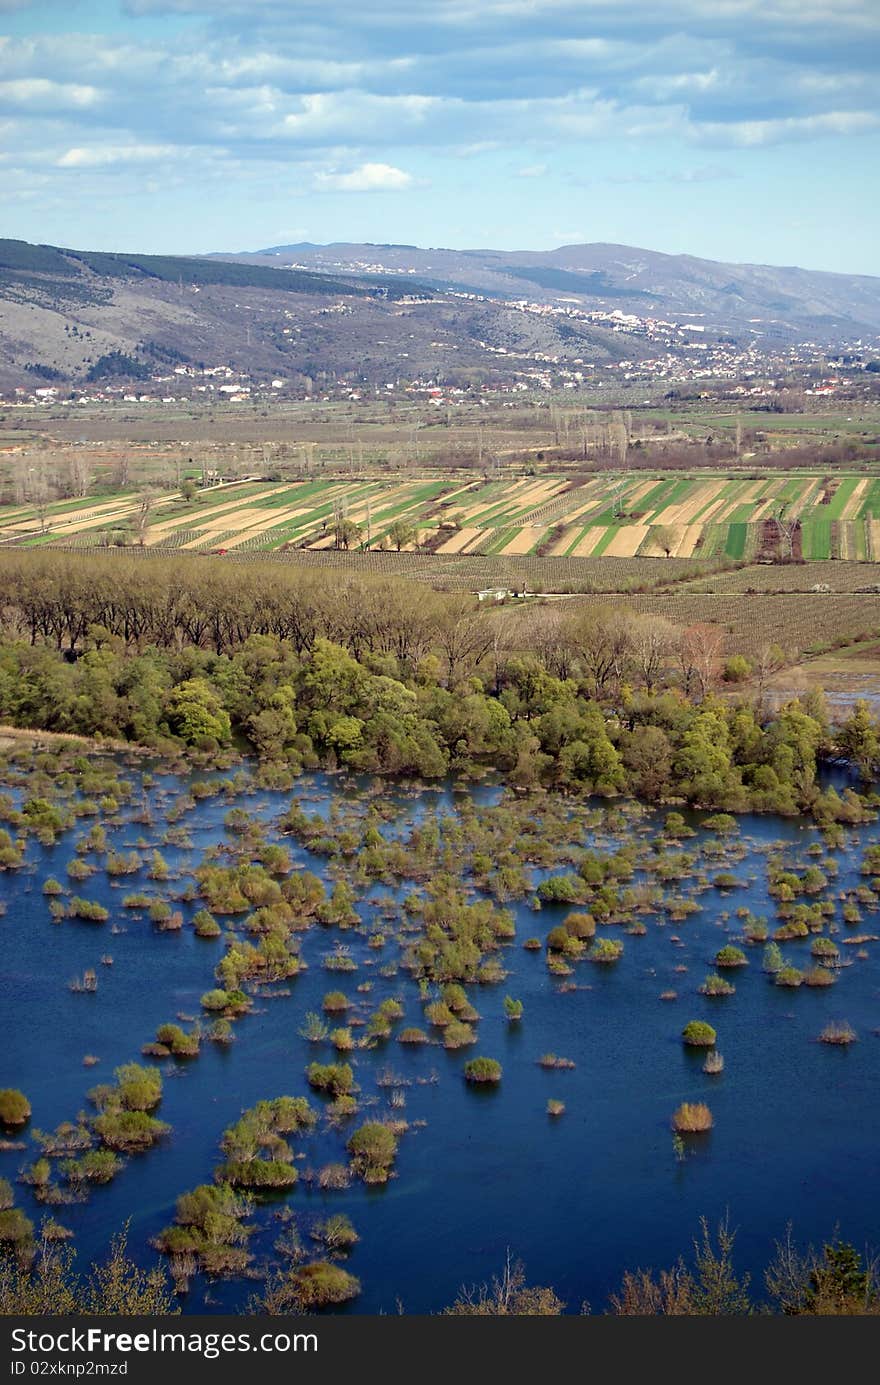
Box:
[564,912,596,940]
[443,1020,476,1050]
[762,942,784,974]
[288,1262,361,1308]
[0,1089,31,1127]
[0,1208,34,1247]
[775,966,803,988]
[463,1057,502,1084]
[804,966,836,988]
[424,1001,455,1027]
[811,937,839,961]
[306,1063,354,1097]
[546,925,581,956]
[201,989,231,1013]
[714,945,747,968]
[671,1102,713,1133]
[818,1021,857,1045]
[114,1063,162,1112]
[682,1021,716,1048]
[93,1110,170,1152]
[311,1213,358,1251]
[217,1159,298,1190]
[589,937,623,964]
[713,873,740,890]
[774,920,809,941]
[347,1122,398,1184]
[700,974,735,997]
[193,909,221,938]
[154,1023,200,1057]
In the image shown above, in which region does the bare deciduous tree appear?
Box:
[135,490,155,546]
[678,623,725,701]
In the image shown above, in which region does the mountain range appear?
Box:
[236,240,880,339]
[0,236,877,393]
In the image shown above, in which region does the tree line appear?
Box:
[0,551,877,812]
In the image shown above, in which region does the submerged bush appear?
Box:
[0,1208,34,1247]
[804,966,836,988]
[93,1110,170,1152]
[306,1063,353,1097]
[153,1023,200,1057]
[563,912,596,940]
[193,909,221,939]
[589,937,623,964]
[463,1057,502,1084]
[217,1159,298,1190]
[762,942,784,974]
[114,1063,162,1112]
[818,1021,857,1045]
[775,966,804,988]
[311,1213,358,1250]
[671,1102,713,1133]
[68,897,109,923]
[286,1262,361,1308]
[714,946,747,968]
[700,974,735,997]
[0,1090,31,1127]
[347,1122,398,1184]
[682,1021,716,1048]
[810,938,839,961]
[442,1020,476,1050]
[61,1149,122,1185]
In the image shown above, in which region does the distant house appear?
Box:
[476,588,520,603]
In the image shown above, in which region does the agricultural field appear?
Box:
[559,592,880,659]
[3,468,880,565]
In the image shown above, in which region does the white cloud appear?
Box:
[315,161,413,190]
[517,162,548,176]
[56,144,178,167]
[699,109,880,145]
[0,78,102,109]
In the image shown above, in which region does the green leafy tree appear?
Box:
[166,678,231,746]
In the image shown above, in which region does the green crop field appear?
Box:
[2,467,880,566]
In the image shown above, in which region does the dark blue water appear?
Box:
[2,761,880,1314]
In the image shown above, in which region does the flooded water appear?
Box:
[2,762,879,1313]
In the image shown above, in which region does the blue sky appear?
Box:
[1,0,879,272]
